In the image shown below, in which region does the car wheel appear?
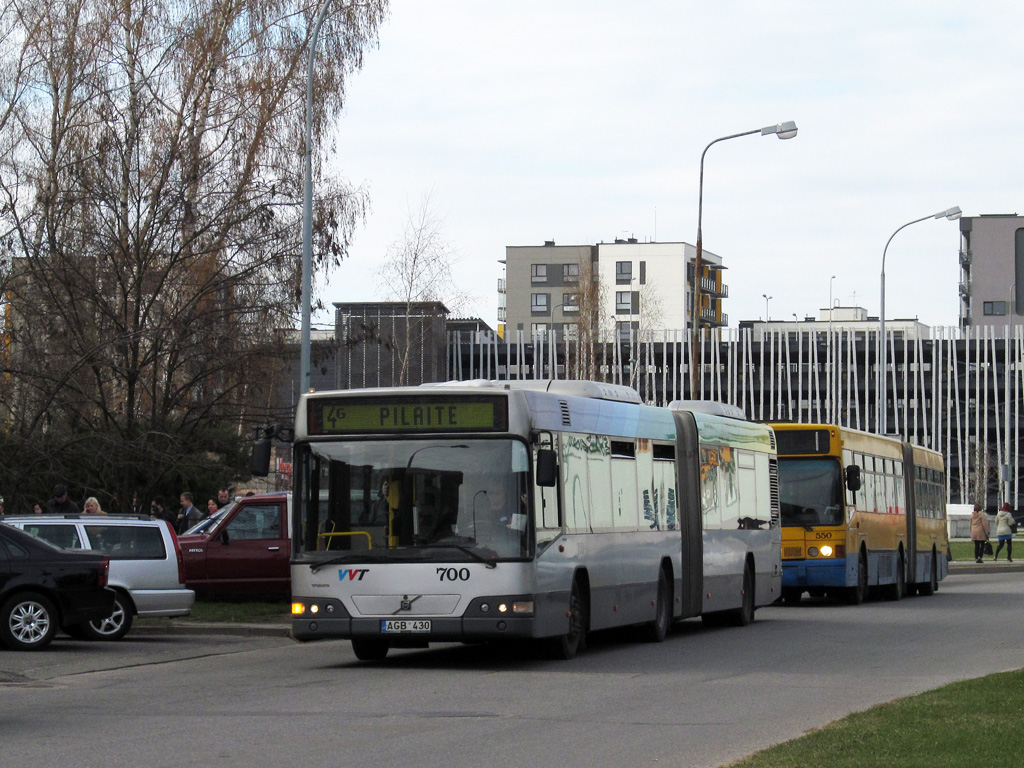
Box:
[1,592,58,651]
[82,592,134,641]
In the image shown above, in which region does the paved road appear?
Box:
[2,571,1023,768]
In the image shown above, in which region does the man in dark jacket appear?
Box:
[176,492,203,533]
[47,485,81,515]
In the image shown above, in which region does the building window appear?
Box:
[639,261,646,285]
[616,291,632,313]
[531,323,549,340]
[562,263,579,282]
[531,264,547,283]
[984,301,1007,316]
[531,293,549,313]
[561,293,579,312]
[562,323,579,341]
[615,321,637,341]
[615,261,632,284]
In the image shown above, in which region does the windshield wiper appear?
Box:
[420,542,498,568]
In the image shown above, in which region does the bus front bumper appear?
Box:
[290,595,541,643]
[782,559,847,589]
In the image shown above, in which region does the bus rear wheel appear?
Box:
[351,638,390,661]
[727,564,755,627]
[883,553,905,601]
[917,553,938,597]
[642,569,672,643]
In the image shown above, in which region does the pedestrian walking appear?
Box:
[970,503,990,563]
[993,503,1016,562]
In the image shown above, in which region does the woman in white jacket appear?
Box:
[993,503,1016,562]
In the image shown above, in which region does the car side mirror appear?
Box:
[536,449,557,487]
[846,465,861,492]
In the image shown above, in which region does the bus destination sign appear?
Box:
[309,396,508,435]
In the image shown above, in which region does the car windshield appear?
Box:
[182,504,232,535]
[296,438,531,563]
[778,458,844,527]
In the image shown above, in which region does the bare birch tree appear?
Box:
[376,192,470,385]
[0,0,388,510]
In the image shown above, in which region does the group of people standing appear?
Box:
[150,487,233,534]
[0,484,234,536]
[970,502,1017,563]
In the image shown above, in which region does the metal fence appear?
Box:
[448,325,1023,510]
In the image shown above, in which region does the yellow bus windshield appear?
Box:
[778,458,844,528]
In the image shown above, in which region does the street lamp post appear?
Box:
[689,121,798,396]
[300,0,345,395]
[1005,282,1016,504]
[878,206,961,434]
[829,275,836,422]
[762,293,772,322]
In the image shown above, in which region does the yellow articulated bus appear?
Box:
[768,423,948,604]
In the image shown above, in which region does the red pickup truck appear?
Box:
[176,492,291,600]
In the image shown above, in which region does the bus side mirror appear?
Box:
[846,465,861,492]
[251,437,272,477]
[536,449,558,487]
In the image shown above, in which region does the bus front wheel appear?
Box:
[550,580,587,660]
[846,552,868,605]
[351,638,390,661]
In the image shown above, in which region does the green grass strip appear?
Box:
[728,670,1024,768]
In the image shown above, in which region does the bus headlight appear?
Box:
[820,545,833,557]
[292,602,307,615]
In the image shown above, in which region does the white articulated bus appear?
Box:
[289,380,781,660]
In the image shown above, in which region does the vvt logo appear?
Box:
[338,568,369,581]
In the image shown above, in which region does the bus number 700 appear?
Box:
[437,567,471,581]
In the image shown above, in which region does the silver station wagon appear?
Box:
[5,514,195,640]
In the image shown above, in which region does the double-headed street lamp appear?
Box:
[690,121,798,395]
[877,206,961,434]
[300,0,348,394]
[762,294,772,321]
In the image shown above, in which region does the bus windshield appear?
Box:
[778,458,844,528]
[296,437,531,562]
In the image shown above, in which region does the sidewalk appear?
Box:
[132,620,293,638]
[949,559,1024,575]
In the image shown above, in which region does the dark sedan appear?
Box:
[0,523,116,650]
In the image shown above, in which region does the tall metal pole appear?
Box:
[878,206,961,434]
[1005,282,1015,504]
[829,275,836,422]
[301,0,340,394]
[689,122,797,397]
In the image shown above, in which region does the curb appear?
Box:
[132,621,293,638]
[949,561,1024,576]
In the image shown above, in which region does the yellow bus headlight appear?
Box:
[820,545,833,557]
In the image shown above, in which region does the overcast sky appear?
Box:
[321,1,1024,331]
